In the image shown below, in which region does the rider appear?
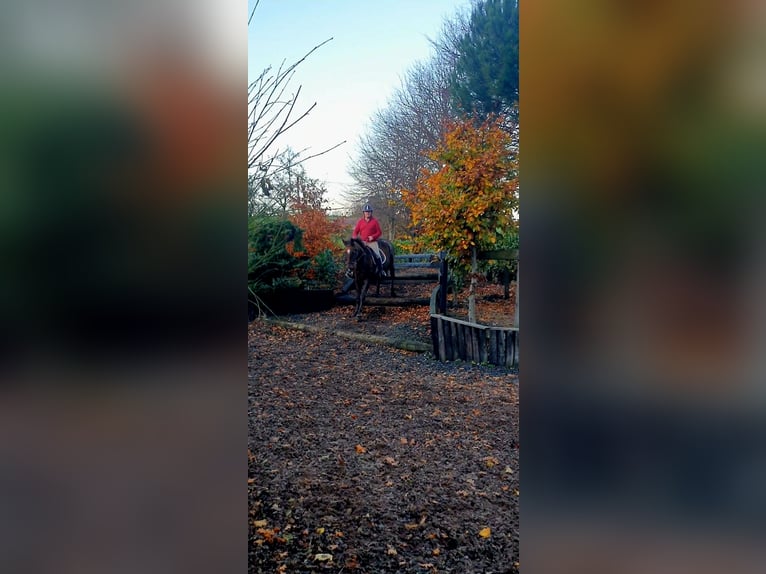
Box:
[352,203,386,277]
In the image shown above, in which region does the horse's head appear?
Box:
[343,238,363,277]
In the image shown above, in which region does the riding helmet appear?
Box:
[363,204,373,212]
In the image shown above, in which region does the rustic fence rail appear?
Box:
[430,313,518,368]
[336,252,445,308]
[393,253,442,269]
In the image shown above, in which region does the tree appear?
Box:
[249,148,331,217]
[285,204,346,286]
[347,54,457,239]
[448,0,519,118]
[248,217,304,292]
[348,0,519,247]
[402,115,517,322]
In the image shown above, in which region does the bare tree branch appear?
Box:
[248,0,261,26]
[249,3,342,197]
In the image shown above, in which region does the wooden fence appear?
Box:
[393,252,442,270]
[430,314,518,368]
[430,248,518,367]
[335,252,445,307]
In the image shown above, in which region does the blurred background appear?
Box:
[0,1,245,572]
[523,0,766,572]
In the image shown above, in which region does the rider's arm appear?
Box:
[369,220,382,242]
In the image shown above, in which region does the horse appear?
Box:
[342,237,396,318]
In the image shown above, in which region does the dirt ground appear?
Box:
[248,283,519,573]
[279,280,517,347]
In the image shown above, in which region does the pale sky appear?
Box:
[248,0,471,209]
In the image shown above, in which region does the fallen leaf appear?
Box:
[257,527,281,543]
[314,553,333,562]
[479,527,491,538]
[383,456,399,466]
[483,456,499,468]
[400,437,408,444]
[387,545,398,556]
[253,519,268,528]
[355,444,366,454]
[432,548,441,556]
[316,527,325,535]
[247,477,255,484]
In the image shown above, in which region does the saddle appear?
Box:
[363,243,386,276]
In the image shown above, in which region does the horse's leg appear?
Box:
[355,279,369,318]
[353,279,367,317]
[352,278,362,316]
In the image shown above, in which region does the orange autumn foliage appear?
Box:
[286,202,345,260]
[402,115,517,273]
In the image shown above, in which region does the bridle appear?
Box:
[345,241,372,277]
[346,244,360,276]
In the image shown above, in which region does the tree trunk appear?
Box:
[468,246,477,323]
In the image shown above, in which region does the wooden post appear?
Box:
[438,251,448,314]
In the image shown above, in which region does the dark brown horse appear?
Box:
[343,238,396,317]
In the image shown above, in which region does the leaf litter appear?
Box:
[248,290,518,573]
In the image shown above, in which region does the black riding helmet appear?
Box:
[363,204,373,212]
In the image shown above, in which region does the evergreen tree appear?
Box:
[451,0,519,118]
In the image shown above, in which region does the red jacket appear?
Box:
[352,216,382,242]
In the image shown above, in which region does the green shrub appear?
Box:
[247,216,306,293]
[308,248,338,288]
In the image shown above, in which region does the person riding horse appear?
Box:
[351,204,386,277]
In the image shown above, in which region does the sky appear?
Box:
[248,0,471,210]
